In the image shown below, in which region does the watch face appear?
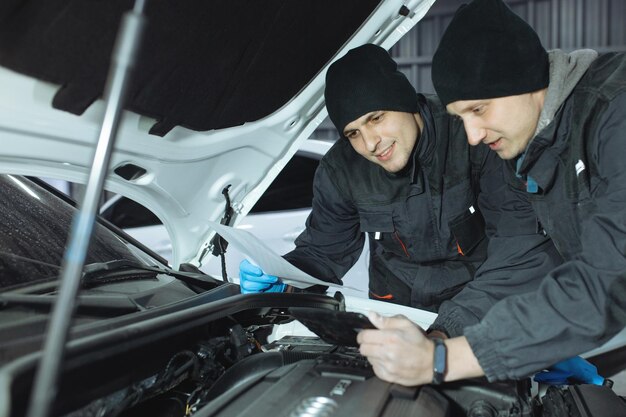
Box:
[433,339,447,384]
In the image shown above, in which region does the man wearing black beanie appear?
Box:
[357,0,626,388]
[240,43,558,321]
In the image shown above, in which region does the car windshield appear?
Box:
[0,174,148,291]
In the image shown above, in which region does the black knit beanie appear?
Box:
[324,44,418,136]
[432,0,549,106]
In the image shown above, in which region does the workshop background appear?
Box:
[313,0,626,140]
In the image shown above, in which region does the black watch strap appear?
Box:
[432,338,447,385]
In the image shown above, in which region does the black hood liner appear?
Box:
[0,0,381,136]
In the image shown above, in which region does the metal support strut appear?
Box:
[26,2,147,417]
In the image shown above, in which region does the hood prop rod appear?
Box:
[26,3,147,417]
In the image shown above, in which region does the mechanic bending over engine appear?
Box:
[239,43,560,316]
[356,0,626,387]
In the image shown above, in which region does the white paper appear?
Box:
[208,221,358,290]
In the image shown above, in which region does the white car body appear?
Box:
[104,138,371,298]
[0,0,434,276]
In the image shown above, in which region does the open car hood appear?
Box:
[0,0,435,269]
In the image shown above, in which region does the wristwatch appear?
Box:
[431,338,447,385]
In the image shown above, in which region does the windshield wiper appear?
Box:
[82,259,221,290]
[0,261,221,314]
[81,259,158,287]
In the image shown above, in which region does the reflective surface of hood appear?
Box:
[0,0,436,268]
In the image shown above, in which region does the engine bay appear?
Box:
[7,291,616,417]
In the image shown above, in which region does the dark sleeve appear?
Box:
[431,151,563,337]
[465,93,626,381]
[282,161,365,285]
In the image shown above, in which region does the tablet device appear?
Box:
[289,307,375,347]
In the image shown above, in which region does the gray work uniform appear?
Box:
[463,52,626,381]
[285,94,558,312]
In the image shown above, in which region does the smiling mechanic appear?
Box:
[239,44,559,318]
[356,0,626,386]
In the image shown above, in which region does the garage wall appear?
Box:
[313,0,626,140]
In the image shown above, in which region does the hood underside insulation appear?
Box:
[0,0,381,136]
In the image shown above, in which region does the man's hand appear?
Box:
[357,312,435,386]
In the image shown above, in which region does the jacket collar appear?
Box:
[516,104,570,193]
[516,49,596,193]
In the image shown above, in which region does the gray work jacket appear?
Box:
[285,95,558,313]
[464,52,626,381]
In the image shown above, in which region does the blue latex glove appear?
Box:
[239,259,286,294]
[534,356,604,385]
